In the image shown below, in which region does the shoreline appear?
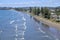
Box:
[14,10,60,30]
[25,12,60,30]
[33,15,60,30]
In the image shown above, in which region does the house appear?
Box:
[50,12,60,22]
[56,15,60,22]
[50,12,57,19]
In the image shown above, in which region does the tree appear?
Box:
[41,7,51,19]
[55,8,60,15]
[29,7,32,13]
[32,7,36,15]
[36,7,40,16]
[41,7,44,13]
[41,7,45,17]
[32,7,40,15]
[55,8,60,22]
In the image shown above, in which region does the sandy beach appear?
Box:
[33,15,60,30]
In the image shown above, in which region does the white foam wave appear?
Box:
[56,38,59,40]
[15,25,18,31]
[41,35,49,37]
[20,38,24,40]
[22,17,26,21]
[16,34,18,37]
[18,38,24,40]
[23,22,27,29]
[0,30,2,33]
[39,27,45,33]
[41,35,54,40]
[15,38,17,40]
[53,36,59,40]
[10,20,15,24]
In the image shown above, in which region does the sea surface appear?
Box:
[0,10,60,40]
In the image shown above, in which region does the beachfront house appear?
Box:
[56,15,60,22]
[50,12,60,22]
[50,12,57,19]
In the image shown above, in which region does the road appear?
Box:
[0,10,60,40]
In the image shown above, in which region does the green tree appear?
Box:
[55,8,60,22]
[43,7,51,19]
[41,7,44,13]
[55,8,60,15]
[29,7,32,13]
[32,7,36,15]
[36,7,40,16]
[32,7,40,15]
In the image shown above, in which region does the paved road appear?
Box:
[0,10,60,40]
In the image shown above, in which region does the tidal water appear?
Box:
[0,10,60,40]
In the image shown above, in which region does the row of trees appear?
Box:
[41,7,51,19]
[29,7,51,19]
[55,8,60,16]
[14,8,27,12]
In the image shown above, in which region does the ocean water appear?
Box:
[0,10,60,40]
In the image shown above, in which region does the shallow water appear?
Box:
[0,10,60,40]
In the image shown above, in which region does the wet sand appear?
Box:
[33,15,60,30]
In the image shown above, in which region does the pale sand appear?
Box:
[34,15,60,30]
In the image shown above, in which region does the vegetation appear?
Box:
[36,7,41,16]
[55,8,60,22]
[32,7,36,15]
[13,7,60,22]
[29,7,32,13]
[44,7,51,19]
[55,8,60,15]
[29,7,51,19]
[41,7,44,16]
[41,7,51,19]
[31,7,40,15]
[14,8,23,11]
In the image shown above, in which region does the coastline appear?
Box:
[33,15,60,30]
[14,10,60,30]
[26,12,60,30]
